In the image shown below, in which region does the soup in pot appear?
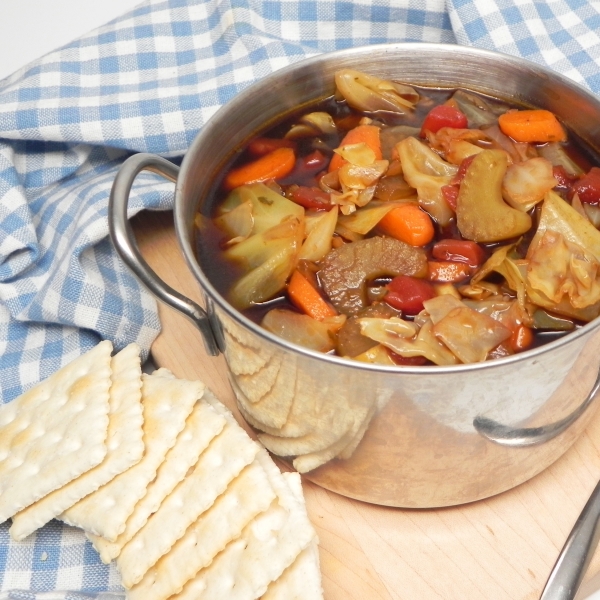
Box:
[195,69,600,367]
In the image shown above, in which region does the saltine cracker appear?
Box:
[116,418,260,588]
[10,343,145,541]
[88,399,226,563]
[0,340,113,525]
[171,449,316,600]
[127,458,276,600]
[60,372,202,541]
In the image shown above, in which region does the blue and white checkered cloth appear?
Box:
[2,0,600,596]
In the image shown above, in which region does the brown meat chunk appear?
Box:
[318,236,428,315]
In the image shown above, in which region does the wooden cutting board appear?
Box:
[133,209,600,600]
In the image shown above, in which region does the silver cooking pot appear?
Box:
[109,43,600,508]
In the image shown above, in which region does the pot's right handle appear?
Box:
[473,365,600,447]
[108,152,220,356]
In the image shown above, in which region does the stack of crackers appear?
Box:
[0,340,323,599]
[222,317,379,474]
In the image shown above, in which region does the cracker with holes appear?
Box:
[224,334,269,376]
[171,449,316,600]
[259,395,375,471]
[0,340,113,526]
[262,472,323,600]
[116,417,260,589]
[128,457,276,600]
[10,343,145,541]
[234,355,281,403]
[246,381,337,440]
[88,398,226,563]
[231,357,297,430]
[262,540,323,600]
[60,372,202,541]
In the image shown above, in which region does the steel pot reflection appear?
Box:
[109,43,600,508]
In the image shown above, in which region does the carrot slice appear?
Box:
[498,109,566,143]
[328,124,382,172]
[224,147,296,190]
[377,203,434,247]
[287,270,337,321]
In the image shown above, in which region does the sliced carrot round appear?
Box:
[498,109,566,143]
[377,203,434,247]
[224,147,296,190]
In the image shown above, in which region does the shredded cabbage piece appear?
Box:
[425,127,488,165]
[336,201,407,235]
[299,206,338,262]
[335,142,377,167]
[502,157,557,212]
[335,69,419,114]
[531,190,600,262]
[358,317,458,366]
[432,306,512,363]
[226,216,305,309]
[527,230,600,310]
[353,344,397,365]
[214,200,254,243]
[262,309,346,352]
[219,183,304,235]
[396,136,457,225]
[229,232,302,309]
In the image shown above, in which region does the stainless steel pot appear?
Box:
[109,43,600,508]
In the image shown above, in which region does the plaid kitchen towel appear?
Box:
[1,0,600,596]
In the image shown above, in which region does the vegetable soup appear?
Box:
[195,69,600,366]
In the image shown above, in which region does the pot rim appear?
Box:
[175,41,600,375]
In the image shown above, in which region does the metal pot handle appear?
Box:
[473,365,600,447]
[108,152,219,356]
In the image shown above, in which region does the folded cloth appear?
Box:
[0,0,600,597]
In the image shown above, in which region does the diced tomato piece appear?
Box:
[247,137,296,157]
[420,105,468,137]
[385,275,436,315]
[571,167,600,204]
[441,184,459,211]
[553,165,579,189]
[287,185,332,210]
[387,350,428,366]
[431,239,486,268]
[451,154,477,185]
[509,325,534,353]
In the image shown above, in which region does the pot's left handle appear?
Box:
[109,152,220,357]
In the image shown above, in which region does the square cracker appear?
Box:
[261,537,323,600]
[128,457,276,600]
[170,449,316,600]
[231,357,297,430]
[262,472,323,599]
[234,356,281,403]
[0,340,113,525]
[261,473,323,600]
[60,372,202,541]
[88,398,226,563]
[116,416,260,589]
[291,399,377,473]
[10,343,145,541]
[224,335,268,376]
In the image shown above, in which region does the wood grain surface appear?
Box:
[133,208,600,600]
